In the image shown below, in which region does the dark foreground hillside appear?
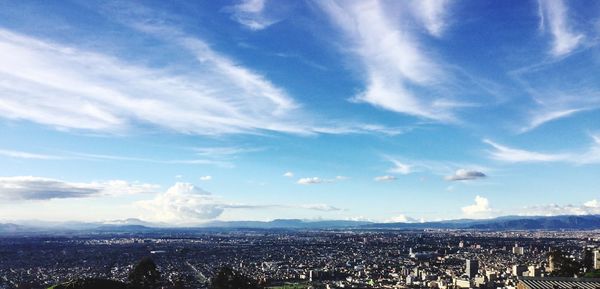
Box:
[49,278,128,289]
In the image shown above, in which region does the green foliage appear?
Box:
[210,267,261,289]
[584,270,600,278]
[47,278,128,289]
[129,257,161,289]
[548,250,583,277]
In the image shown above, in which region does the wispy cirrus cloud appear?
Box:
[0,176,158,201]
[0,24,400,137]
[388,160,412,175]
[296,176,347,185]
[224,0,280,31]
[374,175,397,182]
[0,147,236,168]
[0,28,298,135]
[483,139,570,163]
[520,107,589,133]
[484,136,600,164]
[409,0,452,37]
[0,149,62,160]
[537,0,584,57]
[317,0,458,122]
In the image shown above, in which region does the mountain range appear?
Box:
[2,215,600,234]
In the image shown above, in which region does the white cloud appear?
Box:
[388,160,412,175]
[520,108,588,133]
[194,146,261,157]
[137,182,344,223]
[299,204,342,212]
[386,214,419,223]
[461,195,492,217]
[518,199,600,216]
[0,176,157,200]
[484,136,600,164]
[483,139,569,163]
[410,0,452,37]
[0,28,305,135]
[445,169,486,181]
[296,176,347,185]
[224,0,280,30]
[537,0,584,57]
[297,177,324,185]
[137,183,223,223]
[374,175,397,182]
[0,27,398,137]
[283,171,294,177]
[200,176,212,181]
[318,0,457,121]
[0,149,61,160]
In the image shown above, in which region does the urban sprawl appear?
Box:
[2,230,600,289]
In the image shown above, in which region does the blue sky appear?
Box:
[0,0,599,224]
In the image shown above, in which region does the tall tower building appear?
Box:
[594,250,600,270]
[466,259,479,278]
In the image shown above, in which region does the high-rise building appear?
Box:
[466,259,479,278]
[513,265,527,277]
[548,253,556,272]
[513,243,525,255]
[528,265,541,277]
[594,250,600,270]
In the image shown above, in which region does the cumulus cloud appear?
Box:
[461,195,492,217]
[445,169,486,181]
[224,0,280,30]
[0,176,157,200]
[200,176,212,181]
[283,171,294,177]
[484,136,600,164]
[137,182,344,223]
[374,175,397,182]
[137,183,222,222]
[537,0,584,57]
[386,214,419,223]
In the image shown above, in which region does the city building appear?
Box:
[466,259,479,278]
[513,265,527,277]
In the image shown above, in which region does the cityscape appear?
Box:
[2,228,600,288]
[2,0,600,288]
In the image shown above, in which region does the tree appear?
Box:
[210,267,260,289]
[128,257,161,289]
[548,250,582,277]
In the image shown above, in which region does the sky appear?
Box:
[0,0,600,225]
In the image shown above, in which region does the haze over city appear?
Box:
[1,0,600,225]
